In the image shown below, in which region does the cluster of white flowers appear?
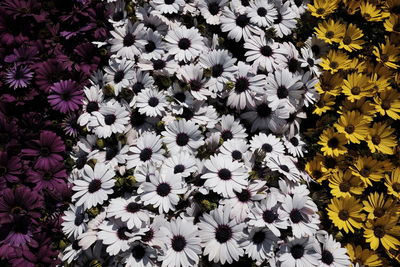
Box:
[61,0,350,266]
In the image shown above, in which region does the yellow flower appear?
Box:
[321,154,346,173]
[315,72,343,96]
[327,196,365,233]
[384,14,400,33]
[366,122,397,155]
[318,128,348,157]
[313,93,336,115]
[342,72,374,102]
[315,19,345,44]
[305,155,328,183]
[334,111,369,144]
[329,169,365,198]
[373,40,400,69]
[385,167,400,198]
[345,243,383,266]
[339,24,365,52]
[308,0,339,18]
[363,192,399,220]
[339,98,376,121]
[351,156,386,186]
[369,73,391,92]
[364,216,400,250]
[373,89,400,120]
[360,1,389,21]
[320,50,351,74]
[343,0,362,14]
[348,57,368,73]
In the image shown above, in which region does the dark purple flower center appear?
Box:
[327,137,339,148]
[174,92,186,102]
[88,179,102,193]
[218,168,232,180]
[114,70,125,83]
[321,250,334,264]
[87,101,99,113]
[189,79,202,91]
[231,150,242,160]
[236,14,249,27]
[142,229,154,242]
[43,171,52,181]
[235,77,250,93]
[235,189,251,202]
[104,114,116,125]
[156,182,171,197]
[252,230,266,244]
[132,82,144,94]
[117,227,131,240]
[263,209,277,223]
[290,137,299,146]
[277,85,289,99]
[11,206,24,214]
[171,235,187,251]
[307,58,315,67]
[72,240,81,250]
[139,148,153,162]
[241,0,250,6]
[74,212,85,226]
[279,165,289,173]
[148,97,159,107]
[131,244,146,259]
[153,59,166,70]
[176,133,189,146]
[291,244,305,259]
[290,209,303,223]
[113,11,124,21]
[260,45,273,57]
[123,34,135,47]
[256,103,271,118]
[126,202,141,213]
[105,147,117,161]
[178,38,191,50]
[145,41,156,52]
[174,164,185,174]
[215,224,233,243]
[262,143,273,152]
[257,7,267,16]
[165,0,175,4]
[40,147,50,156]
[0,166,7,176]
[208,2,220,15]
[221,130,233,141]
[288,58,299,73]
[211,64,224,78]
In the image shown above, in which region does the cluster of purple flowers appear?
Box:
[0,0,110,265]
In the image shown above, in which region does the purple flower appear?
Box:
[0,214,39,248]
[48,80,83,113]
[22,130,65,169]
[61,113,79,137]
[34,59,66,92]
[0,152,21,184]
[27,164,67,192]
[4,45,39,65]
[73,42,100,75]
[4,65,33,89]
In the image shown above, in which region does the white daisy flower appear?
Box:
[285,108,307,138]
[62,240,82,264]
[219,138,252,164]
[299,47,322,77]
[78,85,104,127]
[139,29,166,60]
[278,236,320,267]
[300,70,320,107]
[273,1,298,38]
[136,88,168,117]
[283,134,306,157]
[72,163,115,210]
[137,55,179,77]
[107,195,151,229]
[281,42,302,74]
[266,155,302,182]
[95,142,129,171]
[77,211,107,250]
[165,26,204,62]
[138,172,187,213]
[122,241,158,267]
[109,21,145,60]
[177,64,212,101]
[158,217,202,267]
[62,204,88,239]
[151,0,185,14]
[201,154,248,198]
[250,132,285,160]
[161,151,197,177]
[198,0,228,25]
[97,218,145,256]
[304,35,329,58]
[104,58,135,95]
[246,0,277,27]
[198,205,245,264]
[214,114,248,142]
[161,119,204,154]
[242,227,279,264]
[109,0,127,26]
[244,34,287,72]
[141,215,168,247]
[317,234,351,267]
[167,82,195,115]
[199,49,237,93]
[226,61,266,110]
[127,131,165,169]
[220,6,258,42]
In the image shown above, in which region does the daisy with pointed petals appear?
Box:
[72,163,115,210]
[273,1,298,38]
[104,58,135,95]
[109,21,145,60]
[136,88,167,117]
[214,114,247,142]
[242,227,279,264]
[107,195,150,229]
[220,6,258,42]
[227,61,266,110]
[198,0,228,25]
[317,234,351,267]
[138,172,187,213]
[97,218,144,256]
[130,69,155,96]
[198,205,245,264]
[244,34,287,72]
[165,26,204,62]
[219,139,251,164]
[283,134,306,157]
[177,64,211,100]
[246,0,277,27]
[127,132,165,169]
[62,204,88,239]
[158,217,202,267]
[78,85,104,127]
[139,29,165,60]
[122,241,158,267]
[161,151,197,178]
[151,0,185,14]
[202,154,248,198]
[327,196,365,233]
[250,132,285,160]
[161,119,204,154]
[138,55,179,77]
[278,237,320,267]
[199,49,237,92]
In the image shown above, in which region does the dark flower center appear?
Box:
[321,250,334,264]
[215,224,233,243]
[139,148,153,162]
[142,228,154,242]
[40,147,50,156]
[231,150,242,160]
[312,170,322,179]
[165,0,175,4]
[132,82,144,94]
[316,8,325,15]
[104,114,116,125]
[171,235,186,251]
[325,31,334,39]
[131,244,146,260]
[178,38,191,50]
[87,101,99,113]
[345,124,355,134]
[235,189,251,202]
[256,103,272,118]
[117,227,131,240]
[221,130,233,141]
[351,86,361,95]
[174,92,186,102]
[291,244,305,259]
[176,133,189,146]
[260,45,273,57]
[374,208,385,218]
[252,230,266,244]
[374,226,385,238]
[0,166,7,176]
[257,7,267,16]
[114,70,125,83]
[263,209,277,223]
[290,209,303,223]
[329,61,338,69]
[241,0,250,6]
[211,64,224,78]
[43,171,52,180]
[392,182,400,192]
[342,36,352,45]
[88,179,102,193]
[156,182,171,197]
[371,135,381,145]
[113,11,124,21]
[381,99,391,110]
[360,167,370,177]
[338,210,349,220]
[74,212,85,226]
[235,77,250,93]
[236,14,249,27]
[290,137,299,146]
[262,143,273,152]
[327,137,339,148]
[174,164,185,174]
[72,240,81,251]
[123,34,135,47]
[105,147,117,161]
[208,2,220,15]
[218,168,232,180]
[11,206,23,214]
[288,58,299,73]
[277,85,289,99]
[189,79,202,91]
[307,58,315,67]
[339,182,351,192]
[279,165,290,173]
[148,97,159,107]
[145,41,156,52]
[126,202,141,213]
[153,59,166,70]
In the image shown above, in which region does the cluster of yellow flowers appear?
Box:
[306,0,400,266]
